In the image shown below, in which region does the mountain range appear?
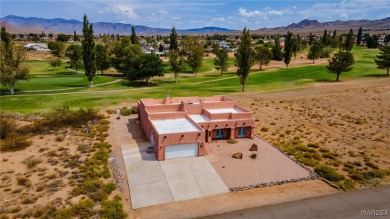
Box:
[1,15,390,35]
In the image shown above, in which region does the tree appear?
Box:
[185,38,204,76]
[212,43,220,54]
[158,44,164,52]
[375,46,390,76]
[49,58,62,70]
[326,51,354,81]
[272,35,283,61]
[169,27,181,82]
[169,27,178,50]
[82,15,96,87]
[384,34,390,46]
[254,45,272,70]
[127,53,164,84]
[330,30,339,48]
[307,42,322,63]
[283,31,293,68]
[56,34,70,42]
[114,44,143,78]
[356,27,363,46]
[130,26,138,45]
[291,34,301,59]
[235,28,253,92]
[48,41,65,57]
[214,49,229,75]
[343,29,354,51]
[0,27,30,94]
[322,29,329,46]
[95,44,110,74]
[365,34,379,48]
[309,32,314,46]
[66,45,83,73]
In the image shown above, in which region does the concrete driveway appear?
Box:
[121,142,229,209]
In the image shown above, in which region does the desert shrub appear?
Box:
[297,155,318,167]
[16,177,30,186]
[93,150,109,163]
[319,148,330,153]
[366,161,379,170]
[95,142,112,149]
[20,196,37,204]
[344,161,354,169]
[348,150,356,157]
[28,106,104,133]
[131,106,139,114]
[96,124,110,132]
[337,179,355,191]
[55,135,65,142]
[260,127,268,132]
[320,47,333,58]
[312,153,322,161]
[99,119,110,125]
[249,153,257,159]
[332,160,342,167]
[0,135,32,152]
[0,214,9,219]
[25,157,42,169]
[120,108,132,116]
[106,109,115,114]
[0,118,15,139]
[100,196,127,219]
[296,145,309,152]
[70,199,94,218]
[307,143,320,148]
[285,130,292,135]
[227,138,238,144]
[72,179,114,202]
[314,164,345,182]
[322,153,336,160]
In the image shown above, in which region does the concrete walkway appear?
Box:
[121,142,229,209]
[209,185,390,219]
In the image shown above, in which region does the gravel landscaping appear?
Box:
[206,137,312,188]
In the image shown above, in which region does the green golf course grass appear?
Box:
[0,47,386,113]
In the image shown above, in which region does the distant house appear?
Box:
[142,46,166,56]
[24,43,50,51]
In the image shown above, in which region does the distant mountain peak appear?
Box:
[0,15,236,34]
[287,19,320,28]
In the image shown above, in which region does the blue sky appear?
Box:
[1,0,390,29]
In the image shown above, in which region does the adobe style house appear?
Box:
[138,95,255,161]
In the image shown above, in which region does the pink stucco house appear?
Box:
[138,95,255,161]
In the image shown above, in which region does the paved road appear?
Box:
[208,185,390,219]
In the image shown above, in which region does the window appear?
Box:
[238,127,246,138]
[216,129,224,139]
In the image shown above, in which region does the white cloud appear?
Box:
[268,10,283,16]
[98,10,105,14]
[108,5,138,19]
[212,17,226,22]
[158,10,169,16]
[339,13,348,18]
[238,7,265,18]
[297,0,390,20]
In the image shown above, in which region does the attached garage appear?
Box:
[165,143,199,160]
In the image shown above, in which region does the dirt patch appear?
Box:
[230,77,390,189]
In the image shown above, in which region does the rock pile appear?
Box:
[108,157,125,193]
[232,152,243,159]
[249,143,258,151]
[229,174,319,192]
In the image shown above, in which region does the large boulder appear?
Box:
[232,152,243,159]
[250,143,258,151]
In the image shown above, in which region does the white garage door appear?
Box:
[165,143,198,160]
